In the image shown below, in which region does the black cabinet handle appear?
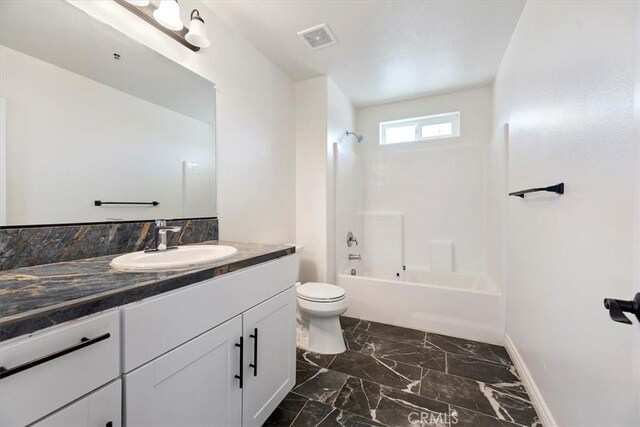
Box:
[234,337,243,389]
[106,422,113,427]
[0,333,111,380]
[249,328,258,377]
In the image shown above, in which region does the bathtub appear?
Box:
[337,270,504,344]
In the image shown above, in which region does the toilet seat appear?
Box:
[296,282,346,303]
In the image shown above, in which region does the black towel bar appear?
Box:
[94,200,159,206]
[509,183,564,198]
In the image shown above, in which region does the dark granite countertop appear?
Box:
[0,241,295,342]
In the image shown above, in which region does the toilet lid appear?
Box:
[297,282,346,302]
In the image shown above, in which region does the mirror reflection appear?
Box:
[0,0,216,226]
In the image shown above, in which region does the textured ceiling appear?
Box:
[203,0,526,106]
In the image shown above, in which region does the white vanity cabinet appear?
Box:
[0,254,296,427]
[0,310,120,427]
[242,288,296,426]
[124,316,243,426]
[122,255,297,427]
[31,380,121,427]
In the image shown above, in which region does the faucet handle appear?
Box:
[155,219,167,227]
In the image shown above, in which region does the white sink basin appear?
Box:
[110,245,238,271]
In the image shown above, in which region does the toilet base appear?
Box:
[297,305,346,355]
[308,315,346,354]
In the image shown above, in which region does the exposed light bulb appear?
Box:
[153,0,183,31]
[125,0,150,6]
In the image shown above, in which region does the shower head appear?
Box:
[345,131,364,143]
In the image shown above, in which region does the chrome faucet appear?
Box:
[146,219,182,252]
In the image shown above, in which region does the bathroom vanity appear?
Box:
[0,242,297,427]
[0,2,298,425]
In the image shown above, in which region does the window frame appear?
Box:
[379,111,460,145]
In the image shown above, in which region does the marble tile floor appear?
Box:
[264,317,541,427]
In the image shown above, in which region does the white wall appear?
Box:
[68,0,296,243]
[0,98,5,225]
[327,79,356,281]
[296,77,329,282]
[494,1,639,425]
[634,7,640,424]
[355,87,492,276]
[0,45,214,225]
[295,76,354,283]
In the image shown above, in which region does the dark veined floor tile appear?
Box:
[297,348,337,368]
[333,375,449,426]
[294,362,349,405]
[355,319,426,346]
[447,353,519,384]
[329,350,421,394]
[362,335,446,372]
[263,392,309,426]
[450,406,525,427]
[291,400,335,426]
[426,334,512,366]
[340,316,361,331]
[420,370,539,426]
[343,330,369,352]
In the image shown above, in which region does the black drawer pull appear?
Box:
[234,337,243,389]
[0,333,111,380]
[106,422,113,427]
[249,328,258,377]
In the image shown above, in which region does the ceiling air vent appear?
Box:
[297,24,338,50]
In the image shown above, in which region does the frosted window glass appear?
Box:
[385,125,416,144]
[421,122,453,138]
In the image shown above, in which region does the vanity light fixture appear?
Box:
[114,0,210,52]
[185,9,211,48]
[153,0,183,31]
[125,0,150,6]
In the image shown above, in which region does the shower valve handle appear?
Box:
[347,231,358,247]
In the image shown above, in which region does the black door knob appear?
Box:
[604,293,640,325]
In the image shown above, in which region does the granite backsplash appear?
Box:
[0,217,218,271]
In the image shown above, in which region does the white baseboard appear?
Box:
[504,334,558,427]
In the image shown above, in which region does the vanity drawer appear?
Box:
[121,255,296,372]
[0,310,120,427]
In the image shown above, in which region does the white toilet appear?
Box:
[292,245,348,354]
[296,282,348,354]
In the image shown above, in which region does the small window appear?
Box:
[379,112,460,145]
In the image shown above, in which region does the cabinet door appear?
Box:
[242,287,296,426]
[32,380,121,427]
[124,316,243,427]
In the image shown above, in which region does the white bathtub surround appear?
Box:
[358,212,404,279]
[337,271,502,344]
[335,86,503,343]
[493,1,640,425]
[353,86,493,276]
[430,240,453,273]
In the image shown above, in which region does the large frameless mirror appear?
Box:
[0,0,216,226]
